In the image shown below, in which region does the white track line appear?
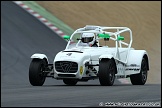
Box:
[13,1,65,37]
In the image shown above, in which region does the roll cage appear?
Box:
[64,25,133,64]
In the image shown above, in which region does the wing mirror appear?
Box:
[63,35,70,40]
[98,33,110,41]
[117,36,124,40]
[98,34,124,41]
[98,33,110,38]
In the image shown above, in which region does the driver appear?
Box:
[78,33,98,47]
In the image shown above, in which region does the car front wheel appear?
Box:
[98,59,116,86]
[29,59,47,86]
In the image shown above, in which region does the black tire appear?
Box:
[130,58,148,85]
[63,79,78,86]
[29,59,47,86]
[98,59,116,86]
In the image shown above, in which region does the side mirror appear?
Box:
[98,33,110,38]
[63,35,70,40]
[117,36,124,40]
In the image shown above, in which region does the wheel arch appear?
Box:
[125,50,149,75]
[31,53,49,64]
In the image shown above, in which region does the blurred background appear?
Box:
[1,1,161,107]
[36,1,161,84]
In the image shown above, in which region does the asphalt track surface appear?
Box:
[1,1,161,107]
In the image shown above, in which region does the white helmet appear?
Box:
[81,33,95,43]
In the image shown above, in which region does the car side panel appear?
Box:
[125,50,149,75]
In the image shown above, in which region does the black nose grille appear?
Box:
[55,61,78,73]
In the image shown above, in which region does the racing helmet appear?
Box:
[81,33,95,43]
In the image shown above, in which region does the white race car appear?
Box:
[29,25,149,86]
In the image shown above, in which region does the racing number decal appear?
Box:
[80,66,83,75]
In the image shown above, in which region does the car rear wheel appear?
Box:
[98,59,116,86]
[29,59,47,86]
[63,79,78,86]
[130,58,148,85]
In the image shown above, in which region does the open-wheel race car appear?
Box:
[29,25,149,86]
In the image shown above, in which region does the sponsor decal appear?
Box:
[129,64,140,67]
[80,66,83,75]
[66,53,72,56]
[126,64,140,71]
[125,68,140,71]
